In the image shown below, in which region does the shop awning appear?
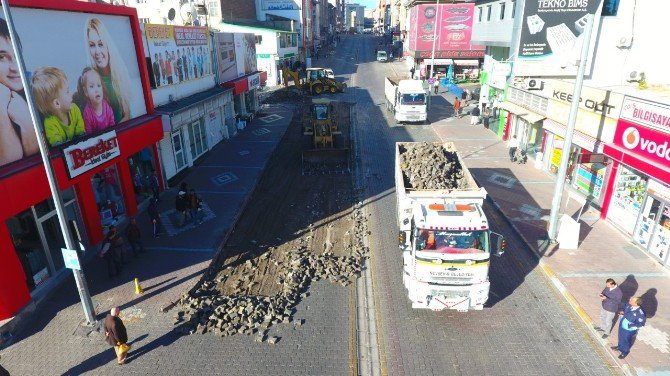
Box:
[543,119,604,153]
[520,112,545,124]
[498,101,529,115]
[454,59,480,66]
[155,86,231,116]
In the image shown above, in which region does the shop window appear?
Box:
[487,5,492,21]
[188,119,208,160]
[255,35,263,45]
[172,130,187,171]
[280,34,287,48]
[511,0,516,18]
[602,0,619,16]
[478,7,483,22]
[34,187,76,218]
[7,211,50,291]
[608,166,648,234]
[91,165,126,232]
[129,146,157,205]
[500,2,506,20]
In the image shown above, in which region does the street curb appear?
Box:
[158,104,297,313]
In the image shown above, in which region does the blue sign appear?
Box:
[62,248,81,270]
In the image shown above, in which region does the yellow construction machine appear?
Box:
[302,98,350,174]
[281,67,347,95]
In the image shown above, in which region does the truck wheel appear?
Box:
[313,84,324,95]
[330,86,337,93]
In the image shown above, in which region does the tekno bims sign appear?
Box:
[63,131,121,178]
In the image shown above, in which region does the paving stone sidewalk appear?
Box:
[430,91,670,376]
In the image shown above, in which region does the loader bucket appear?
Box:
[302,148,350,175]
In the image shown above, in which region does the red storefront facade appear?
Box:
[0,1,162,320]
[601,96,670,267]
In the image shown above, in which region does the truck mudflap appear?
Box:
[406,278,490,312]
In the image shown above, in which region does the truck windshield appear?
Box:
[400,93,426,105]
[416,229,489,254]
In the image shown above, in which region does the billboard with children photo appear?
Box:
[145,24,212,88]
[0,7,147,167]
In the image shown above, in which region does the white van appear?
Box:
[377,51,388,62]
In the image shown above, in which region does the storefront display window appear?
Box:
[91,165,125,232]
[525,122,543,159]
[607,166,648,235]
[549,136,579,179]
[128,147,157,205]
[572,162,607,200]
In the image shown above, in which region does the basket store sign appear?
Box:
[63,131,121,178]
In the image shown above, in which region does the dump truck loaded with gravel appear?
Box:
[395,142,506,311]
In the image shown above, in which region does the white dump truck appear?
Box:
[385,77,428,124]
[396,142,506,311]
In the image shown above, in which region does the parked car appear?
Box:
[377,51,388,62]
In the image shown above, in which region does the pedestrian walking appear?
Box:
[410,66,415,79]
[104,307,130,365]
[150,170,160,203]
[148,198,163,238]
[469,106,481,126]
[508,135,519,162]
[595,278,623,339]
[611,296,646,359]
[99,226,123,278]
[453,97,461,117]
[125,217,144,256]
[483,107,491,129]
[188,188,204,225]
[433,77,440,94]
[175,190,189,227]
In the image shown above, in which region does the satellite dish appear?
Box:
[180,3,192,24]
[168,8,176,21]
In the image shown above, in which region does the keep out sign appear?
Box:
[614,119,670,165]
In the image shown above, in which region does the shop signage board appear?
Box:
[63,131,121,178]
[516,0,603,77]
[145,24,213,88]
[214,32,238,84]
[613,119,670,169]
[0,8,147,169]
[234,33,258,77]
[248,73,261,90]
[546,79,623,142]
[262,0,300,10]
[61,248,81,270]
[408,3,485,59]
[620,96,670,135]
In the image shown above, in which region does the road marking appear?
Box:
[252,128,271,136]
[211,172,239,186]
[258,114,283,123]
[487,172,517,189]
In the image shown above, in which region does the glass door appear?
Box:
[634,196,662,248]
[172,129,187,171]
[37,212,66,273]
[648,204,670,263]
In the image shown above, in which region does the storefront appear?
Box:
[0,1,163,320]
[155,87,233,182]
[602,96,670,266]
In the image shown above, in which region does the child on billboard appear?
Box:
[76,67,115,134]
[85,18,131,124]
[31,67,85,147]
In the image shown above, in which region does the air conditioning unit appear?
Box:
[523,78,545,91]
[627,70,644,82]
[617,36,632,48]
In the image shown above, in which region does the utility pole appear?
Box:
[1,2,97,325]
[547,14,594,242]
[428,0,440,80]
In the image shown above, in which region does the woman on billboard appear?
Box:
[0,18,38,165]
[85,18,131,124]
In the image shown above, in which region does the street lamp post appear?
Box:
[547,14,595,242]
[1,2,97,325]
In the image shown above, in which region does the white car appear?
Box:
[377,51,388,62]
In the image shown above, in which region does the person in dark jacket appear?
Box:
[175,190,188,227]
[469,106,481,126]
[595,278,623,339]
[611,296,646,359]
[99,226,122,278]
[125,217,144,256]
[104,307,129,365]
[188,188,203,225]
[148,198,163,238]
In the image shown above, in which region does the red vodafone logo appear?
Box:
[621,127,640,149]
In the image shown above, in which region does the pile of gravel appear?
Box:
[174,202,370,342]
[398,142,467,190]
[261,87,304,104]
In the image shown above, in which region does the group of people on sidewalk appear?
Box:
[594,278,647,359]
[175,182,204,228]
[98,218,145,279]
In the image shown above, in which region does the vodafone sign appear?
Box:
[613,120,670,165]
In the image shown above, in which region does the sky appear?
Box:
[355,0,376,9]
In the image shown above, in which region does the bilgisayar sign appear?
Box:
[64,131,120,178]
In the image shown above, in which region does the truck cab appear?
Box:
[399,199,505,311]
[393,80,428,123]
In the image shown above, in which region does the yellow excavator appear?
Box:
[302,98,350,174]
[282,67,347,95]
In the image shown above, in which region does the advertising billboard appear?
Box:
[408,3,484,59]
[516,0,603,76]
[145,24,212,88]
[213,32,238,84]
[613,120,670,168]
[234,33,258,76]
[0,7,146,169]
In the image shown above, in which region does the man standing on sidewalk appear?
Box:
[469,106,480,126]
[612,296,646,359]
[175,190,189,227]
[595,278,622,339]
[453,97,461,118]
[507,135,519,162]
[126,217,144,256]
